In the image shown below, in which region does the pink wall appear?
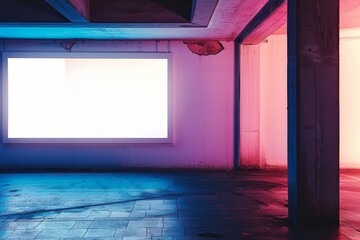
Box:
[239,36,287,169]
[259,35,287,167]
[339,31,360,168]
[240,45,261,168]
[251,32,360,168]
[0,40,234,170]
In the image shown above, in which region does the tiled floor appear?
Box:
[0,171,358,239]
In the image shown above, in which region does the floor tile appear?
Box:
[84,228,116,238]
[0,171,357,239]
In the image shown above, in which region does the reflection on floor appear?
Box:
[0,171,358,239]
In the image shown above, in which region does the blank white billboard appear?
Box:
[3,53,172,143]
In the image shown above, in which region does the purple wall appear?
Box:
[0,40,234,170]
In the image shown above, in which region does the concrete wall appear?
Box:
[240,45,261,168]
[239,36,287,169]
[339,32,360,168]
[257,32,360,168]
[0,40,234,170]
[259,35,287,168]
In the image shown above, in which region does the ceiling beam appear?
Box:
[241,1,287,44]
[236,0,286,44]
[45,0,90,23]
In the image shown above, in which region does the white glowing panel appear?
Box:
[3,53,172,143]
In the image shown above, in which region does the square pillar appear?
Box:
[287,0,339,225]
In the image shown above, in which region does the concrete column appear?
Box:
[287,0,339,225]
[240,45,260,168]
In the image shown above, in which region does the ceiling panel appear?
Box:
[0,0,69,22]
[90,0,193,23]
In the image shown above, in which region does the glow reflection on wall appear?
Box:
[258,30,360,168]
[339,32,360,168]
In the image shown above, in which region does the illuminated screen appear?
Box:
[2,53,172,143]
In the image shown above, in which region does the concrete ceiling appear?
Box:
[0,0,269,40]
[1,0,360,41]
[273,0,360,35]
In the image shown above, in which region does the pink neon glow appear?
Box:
[7,58,168,139]
[259,35,287,167]
[339,31,360,168]
[254,31,360,168]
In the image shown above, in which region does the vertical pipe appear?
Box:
[287,0,298,223]
[234,41,240,170]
